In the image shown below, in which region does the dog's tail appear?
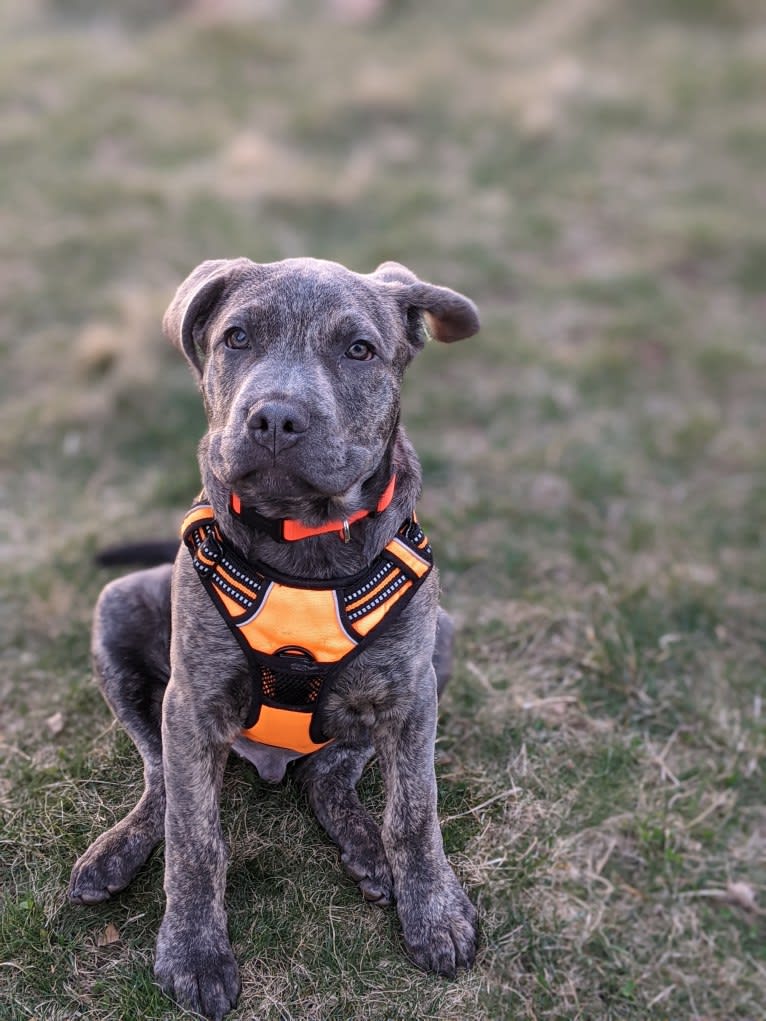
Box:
[95,541,179,567]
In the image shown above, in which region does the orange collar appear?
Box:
[228,473,397,543]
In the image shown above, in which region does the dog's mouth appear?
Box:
[230,468,329,501]
[206,429,378,518]
[228,458,370,505]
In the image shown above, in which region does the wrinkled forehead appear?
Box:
[219,258,399,347]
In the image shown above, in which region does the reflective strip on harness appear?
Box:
[181,501,434,759]
[351,576,412,637]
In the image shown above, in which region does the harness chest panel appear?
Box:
[181,502,433,757]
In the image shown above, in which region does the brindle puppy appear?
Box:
[68,258,480,1020]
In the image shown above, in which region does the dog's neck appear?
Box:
[198,429,423,580]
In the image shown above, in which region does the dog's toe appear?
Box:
[359,877,392,905]
[405,914,477,977]
[340,849,394,906]
[68,846,145,904]
[400,875,478,976]
[155,926,240,1021]
[68,814,161,905]
[158,967,239,1021]
[68,883,112,905]
[68,858,118,905]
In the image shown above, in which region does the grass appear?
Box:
[1,0,765,1018]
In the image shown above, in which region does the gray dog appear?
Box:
[68,257,480,1020]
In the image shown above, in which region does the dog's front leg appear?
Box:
[153,672,241,1021]
[375,668,478,977]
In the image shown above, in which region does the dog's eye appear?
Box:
[345,340,375,361]
[224,327,250,350]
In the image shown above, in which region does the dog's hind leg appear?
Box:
[294,741,394,905]
[69,565,171,904]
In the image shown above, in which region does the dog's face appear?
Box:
[163,258,478,508]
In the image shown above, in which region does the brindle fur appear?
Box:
[68,258,480,1020]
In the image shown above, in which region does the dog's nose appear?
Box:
[246,399,310,453]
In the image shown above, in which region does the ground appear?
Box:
[1,1,765,1019]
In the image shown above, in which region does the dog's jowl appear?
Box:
[68,258,480,1021]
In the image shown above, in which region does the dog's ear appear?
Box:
[163,259,249,377]
[371,261,480,345]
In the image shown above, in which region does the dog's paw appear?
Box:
[68,826,154,904]
[155,922,240,1021]
[398,872,478,977]
[341,844,394,905]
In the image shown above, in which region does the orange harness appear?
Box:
[181,502,433,757]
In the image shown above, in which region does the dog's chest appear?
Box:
[182,501,433,767]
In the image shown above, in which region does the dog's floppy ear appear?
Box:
[163,258,249,377]
[372,260,480,344]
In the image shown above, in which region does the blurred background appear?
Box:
[1,2,765,1019]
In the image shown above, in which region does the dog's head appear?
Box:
[163,257,479,513]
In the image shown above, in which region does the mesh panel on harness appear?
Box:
[257,662,324,707]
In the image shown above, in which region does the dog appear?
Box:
[68,257,480,1020]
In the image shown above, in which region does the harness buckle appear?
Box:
[341,519,351,543]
